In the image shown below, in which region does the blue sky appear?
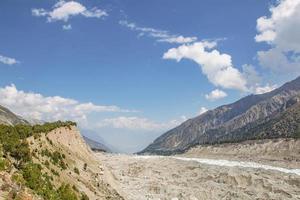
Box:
[1,0,300,153]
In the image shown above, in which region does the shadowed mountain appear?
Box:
[140,76,300,155]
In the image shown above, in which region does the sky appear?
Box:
[1,0,300,153]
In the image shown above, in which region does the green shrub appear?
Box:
[81,193,89,200]
[12,172,25,186]
[22,162,43,190]
[0,158,10,171]
[44,160,50,168]
[0,158,6,171]
[0,121,76,169]
[10,141,31,166]
[72,185,78,192]
[51,168,59,176]
[22,162,60,199]
[74,167,80,175]
[41,149,67,170]
[57,184,78,200]
[294,126,300,139]
[0,121,78,200]
[59,160,67,170]
[52,151,62,164]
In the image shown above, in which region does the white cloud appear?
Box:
[254,84,277,94]
[81,7,107,18]
[205,89,227,101]
[242,64,262,86]
[120,21,256,94]
[119,20,197,44]
[0,84,134,126]
[157,36,198,44]
[257,48,300,73]
[199,107,208,115]
[255,29,276,43]
[32,8,48,17]
[240,64,278,95]
[62,24,72,30]
[255,0,300,74]
[32,1,107,23]
[163,41,248,91]
[0,54,19,65]
[97,116,187,131]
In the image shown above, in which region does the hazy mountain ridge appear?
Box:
[0,105,29,126]
[141,76,300,155]
[83,136,112,153]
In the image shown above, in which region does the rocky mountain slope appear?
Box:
[0,105,28,125]
[0,107,123,200]
[0,103,113,152]
[141,76,300,155]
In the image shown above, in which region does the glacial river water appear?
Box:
[136,155,300,176]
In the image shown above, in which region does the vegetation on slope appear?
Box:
[0,121,89,200]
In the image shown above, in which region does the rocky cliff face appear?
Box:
[0,105,123,199]
[141,76,300,155]
[0,124,123,200]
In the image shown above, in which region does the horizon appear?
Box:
[1,0,300,153]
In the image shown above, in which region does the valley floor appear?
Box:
[96,139,300,200]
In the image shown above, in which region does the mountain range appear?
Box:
[140,76,300,155]
[2,76,300,157]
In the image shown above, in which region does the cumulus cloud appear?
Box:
[257,48,300,73]
[0,54,19,65]
[242,64,262,86]
[32,0,107,28]
[254,84,277,94]
[119,18,276,96]
[120,21,268,94]
[199,107,208,115]
[119,20,197,44]
[97,116,187,131]
[255,0,300,74]
[240,64,278,95]
[205,89,227,101]
[163,41,248,91]
[0,84,134,126]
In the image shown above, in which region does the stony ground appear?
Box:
[184,139,300,169]
[97,139,300,200]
